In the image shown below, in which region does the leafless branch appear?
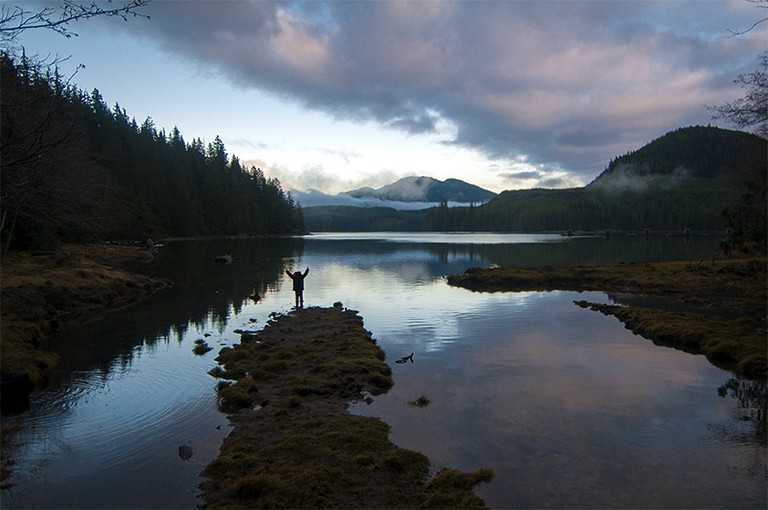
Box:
[725,0,768,37]
[726,17,768,37]
[0,1,151,43]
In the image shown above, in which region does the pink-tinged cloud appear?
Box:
[115,0,766,185]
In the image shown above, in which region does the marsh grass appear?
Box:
[201,306,493,508]
[193,339,213,355]
[407,395,432,407]
[422,468,496,509]
[0,245,168,383]
[577,301,767,379]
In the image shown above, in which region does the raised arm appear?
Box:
[303,267,310,277]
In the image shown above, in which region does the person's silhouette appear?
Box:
[286,267,309,308]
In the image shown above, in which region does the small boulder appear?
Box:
[178,444,193,461]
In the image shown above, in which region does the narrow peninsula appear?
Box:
[201,305,493,509]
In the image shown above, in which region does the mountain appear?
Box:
[303,126,766,233]
[589,126,765,191]
[345,176,496,203]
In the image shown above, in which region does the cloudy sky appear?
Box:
[9,0,766,195]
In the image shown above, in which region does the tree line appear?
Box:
[423,182,739,232]
[304,181,738,233]
[1,51,305,250]
[599,125,766,181]
[304,125,765,238]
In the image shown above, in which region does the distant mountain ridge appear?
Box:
[345,176,496,203]
[303,126,766,233]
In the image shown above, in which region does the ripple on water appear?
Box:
[8,337,224,481]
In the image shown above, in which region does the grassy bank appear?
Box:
[201,305,494,509]
[448,256,767,380]
[0,244,170,385]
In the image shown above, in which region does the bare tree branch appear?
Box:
[725,0,768,36]
[726,17,768,37]
[709,52,768,139]
[0,1,151,43]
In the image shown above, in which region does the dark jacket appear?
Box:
[286,268,309,292]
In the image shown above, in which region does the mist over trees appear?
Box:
[303,126,766,235]
[0,51,305,250]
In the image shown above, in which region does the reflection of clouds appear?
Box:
[353,287,762,508]
[278,239,762,509]
[462,295,724,421]
[309,232,563,245]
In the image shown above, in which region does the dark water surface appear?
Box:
[2,233,765,508]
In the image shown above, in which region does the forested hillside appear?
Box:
[596,125,766,182]
[1,52,305,250]
[304,126,765,233]
[301,206,416,231]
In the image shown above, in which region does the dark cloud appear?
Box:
[387,109,440,134]
[501,171,541,181]
[539,176,577,189]
[116,1,764,184]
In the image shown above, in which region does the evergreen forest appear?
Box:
[1,52,306,251]
[304,126,766,236]
[3,47,765,248]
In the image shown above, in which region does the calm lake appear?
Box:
[2,233,766,509]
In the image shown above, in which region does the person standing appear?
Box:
[286,267,309,308]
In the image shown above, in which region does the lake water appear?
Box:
[2,233,765,509]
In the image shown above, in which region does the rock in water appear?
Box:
[178,444,193,461]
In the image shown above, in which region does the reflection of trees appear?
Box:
[135,237,304,329]
[48,235,721,381]
[449,236,720,269]
[306,236,717,277]
[49,238,304,379]
[718,378,767,440]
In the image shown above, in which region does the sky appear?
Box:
[7,0,766,197]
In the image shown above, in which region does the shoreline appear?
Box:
[0,243,172,487]
[0,244,170,398]
[200,305,493,509]
[2,242,764,504]
[448,256,767,380]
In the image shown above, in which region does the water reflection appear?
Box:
[306,231,723,269]
[2,238,304,508]
[718,378,767,439]
[3,234,763,510]
[350,289,767,509]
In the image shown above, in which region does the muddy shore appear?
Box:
[0,243,171,486]
[448,256,767,380]
[0,244,170,392]
[201,305,493,509]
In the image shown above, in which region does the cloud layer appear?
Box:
[117,0,764,186]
